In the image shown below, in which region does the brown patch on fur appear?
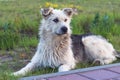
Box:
[41,8,53,18]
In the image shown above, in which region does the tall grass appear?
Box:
[0,30,20,50]
[0,0,120,50]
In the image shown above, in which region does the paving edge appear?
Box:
[20,63,120,80]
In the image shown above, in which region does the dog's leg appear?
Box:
[13,62,36,76]
[58,49,76,72]
[13,49,41,76]
[58,62,75,72]
[92,57,117,65]
[103,58,117,64]
[92,59,104,65]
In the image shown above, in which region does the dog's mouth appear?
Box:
[55,31,67,35]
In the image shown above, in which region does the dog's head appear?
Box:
[41,7,77,35]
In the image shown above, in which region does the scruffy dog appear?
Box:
[13,8,119,76]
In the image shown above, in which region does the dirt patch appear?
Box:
[0,48,36,71]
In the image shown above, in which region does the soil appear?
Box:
[0,48,36,71]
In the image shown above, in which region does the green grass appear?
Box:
[0,0,120,79]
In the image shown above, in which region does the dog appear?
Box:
[72,34,119,65]
[13,7,119,76]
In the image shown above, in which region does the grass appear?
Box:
[0,0,120,79]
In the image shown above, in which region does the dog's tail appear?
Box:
[114,50,120,58]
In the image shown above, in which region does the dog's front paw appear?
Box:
[58,65,71,72]
[12,71,25,76]
[12,72,20,76]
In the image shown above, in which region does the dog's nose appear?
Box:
[61,26,68,33]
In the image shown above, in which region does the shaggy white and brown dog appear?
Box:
[13,8,119,76]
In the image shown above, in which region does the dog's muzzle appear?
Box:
[55,26,68,35]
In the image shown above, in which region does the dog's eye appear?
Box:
[53,18,59,23]
[64,19,67,22]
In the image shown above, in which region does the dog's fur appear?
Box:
[13,8,119,76]
[72,34,118,65]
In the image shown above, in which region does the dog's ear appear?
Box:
[63,8,77,17]
[41,7,53,19]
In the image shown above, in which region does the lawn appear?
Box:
[0,0,120,80]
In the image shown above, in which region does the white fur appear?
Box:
[13,8,118,76]
[82,35,117,65]
[13,8,75,76]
